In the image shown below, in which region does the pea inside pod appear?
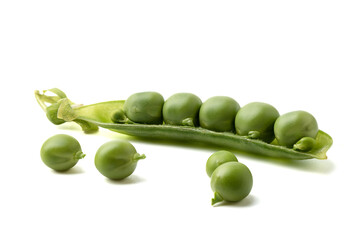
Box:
[235,102,279,143]
[274,110,318,148]
[123,92,164,124]
[199,96,240,132]
[293,136,316,152]
[162,93,202,127]
[46,102,66,125]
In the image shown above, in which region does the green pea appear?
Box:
[199,96,240,132]
[162,93,202,127]
[274,110,318,148]
[123,92,164,124]
[111,109,127,123]
[206,150,238,177]
[46,102,65,125]
[40,134,85,171]
[95,140,145,180]
[293,137,316,152]
[235,102,279,143]
[210,162,253,205]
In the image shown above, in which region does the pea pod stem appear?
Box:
[35,89,333,160]
[212,192,224,205]
[74,151,86,160]
[35,88,69,111]
[35,90,50,111]
[133,153,146,161]
[248,131,260,139]
[181,118,195,127]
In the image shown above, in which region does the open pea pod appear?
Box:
[35,89,333,160]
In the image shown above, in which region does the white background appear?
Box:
[1,1,359,239]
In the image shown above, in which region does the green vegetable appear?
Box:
[46,102,66,125]
[274,110,318,148]
[123,92,164,124]
[35,88,68,125]
[40,134,85,171]
[35,89,333,160]
[95,140,145,180]
[111,109,127,123]
[210,162,253,205]
[235,102,279,143]
[206,150,238,177]
[162,93,202,127]
[293,137,316,152]
[199,96,240,132]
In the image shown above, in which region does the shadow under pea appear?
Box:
[105,174,146,185]
[52,166,85,175]
[212,195,259,208]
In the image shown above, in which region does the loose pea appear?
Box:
[206,150,238,177]
[94,140,145,180]
[210,162,253,205]
[235,102,279,143]
[123,92,164,124]
[274,110,318,148]
[199,96,240,132]
[162,93,202,127]
[40,134,85,171]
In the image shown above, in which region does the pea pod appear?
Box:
[35,89,333,160]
